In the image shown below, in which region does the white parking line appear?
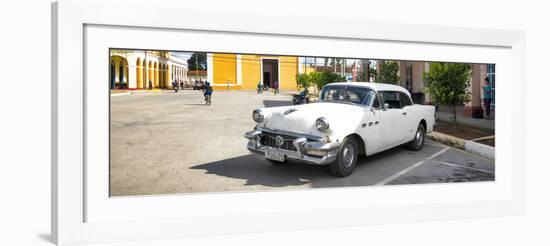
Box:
[375,147,450,186]
[111,92,131,97]
[436,161,494,174]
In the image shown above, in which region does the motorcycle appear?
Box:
[292,90,310,105]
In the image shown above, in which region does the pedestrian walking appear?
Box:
[180,80,184,90]
[257,81,263,94]
[148,79,152,90]
[273,80,280,95]
[203,81,213,106]
[226,80,231,90]
[483,77,492,118]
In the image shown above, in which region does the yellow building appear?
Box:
[206,53,305,91]
[110,50,187,90]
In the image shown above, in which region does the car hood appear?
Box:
[260,102,366,139]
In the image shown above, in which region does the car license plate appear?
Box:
[265,151,285,162]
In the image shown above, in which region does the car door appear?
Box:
[358,91,382,155]
[378,91,407,149]
[399,92,416,142]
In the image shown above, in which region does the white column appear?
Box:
[236,54,242,85]
[298,57,304,74]
[184,68,188,84]
[166,64,171,85]
[122,63,127,83]
[207,53,214,83]
[114,60,120,83]
[128,64,137,89]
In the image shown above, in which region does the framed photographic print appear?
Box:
[52,0,525,245]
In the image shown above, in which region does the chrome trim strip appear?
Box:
[245,134,340,165]
[256,127,323,142]
[244,130,262,139]
[247,142,338,165]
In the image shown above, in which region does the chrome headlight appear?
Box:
[315,117,330,132]
[252,109,264,123]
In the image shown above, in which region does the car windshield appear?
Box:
[319,85,377,106]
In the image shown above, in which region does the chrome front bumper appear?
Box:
[244,128,340,165]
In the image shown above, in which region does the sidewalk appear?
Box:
[110,89,168,95]
[429,111,495,159]
[436,111,494,132]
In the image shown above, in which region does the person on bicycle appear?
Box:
[172,80,178,93]
[203,81,213,106]
[257,80,263,94]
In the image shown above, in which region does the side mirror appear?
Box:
[383,103,389,111]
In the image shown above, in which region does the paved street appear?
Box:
[110,90,494,196]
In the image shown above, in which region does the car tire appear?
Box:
[407,124,426,151]
[329,136,358,177]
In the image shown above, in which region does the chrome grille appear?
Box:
[260,131,297,151]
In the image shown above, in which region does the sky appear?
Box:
[170,52,193,61]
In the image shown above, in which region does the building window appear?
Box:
[486,64,495,109]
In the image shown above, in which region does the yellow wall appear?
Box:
[239,55,299,90]
[278,56,299,90]
[240,54,261,90]
[211,53,300,91]
[213,54,237,85]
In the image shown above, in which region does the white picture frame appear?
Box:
[52,0,525,245]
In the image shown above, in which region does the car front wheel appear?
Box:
[329,137,358,177]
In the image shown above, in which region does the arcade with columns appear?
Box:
[110,50,188,90]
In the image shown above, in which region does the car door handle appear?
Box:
[402,112,407,115]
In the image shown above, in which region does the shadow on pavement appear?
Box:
[189,145,434,189]
[190,154,328,187]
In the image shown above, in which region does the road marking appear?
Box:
[436,161,494,174]
[111,92,131,97]
[375,147,450,186]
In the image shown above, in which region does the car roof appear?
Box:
[326,82,411,95]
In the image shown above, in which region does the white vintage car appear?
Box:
[245,82,435,177]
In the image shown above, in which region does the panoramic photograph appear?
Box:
[109,49,495,196]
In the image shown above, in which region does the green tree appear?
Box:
[187,52,207,71]
[312,71,346,90]
[320,71,345,88]
[368,68,377,82]
[309,71,323,91]
[296,71,345,92]
[423,62,472,127]
[374,61,400,84]
[296,73,311,90]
